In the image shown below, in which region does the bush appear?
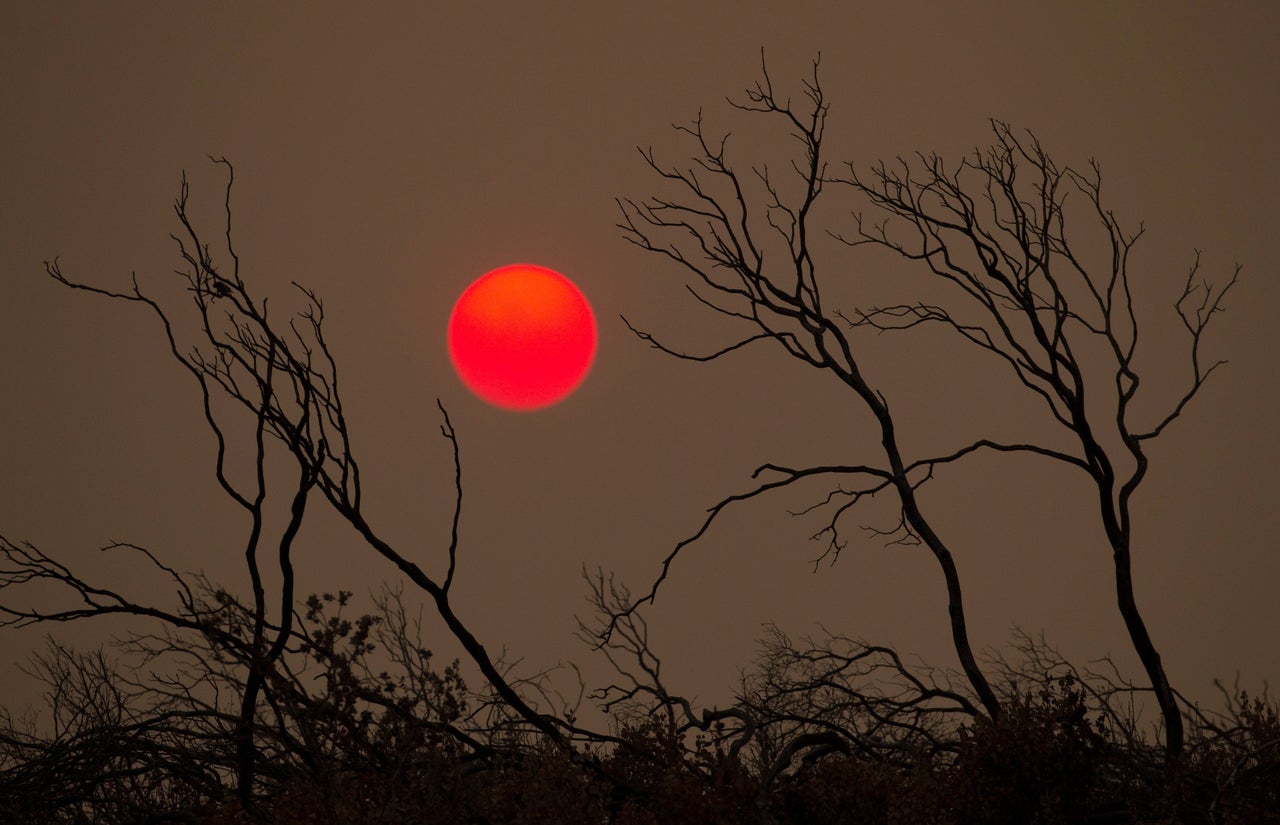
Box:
[943,675,1112,824]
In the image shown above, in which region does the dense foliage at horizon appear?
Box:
[1,583,1276,824]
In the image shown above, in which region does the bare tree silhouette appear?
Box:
[18,160,573,810]
[614,55,1237,761]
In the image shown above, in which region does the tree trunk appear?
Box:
[901,488,1002,720]
[1111,537,1184,760]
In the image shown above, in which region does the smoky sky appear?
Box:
[1,3,1277,720]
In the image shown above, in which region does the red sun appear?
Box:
[447,264,597,411]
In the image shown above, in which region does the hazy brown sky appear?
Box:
[2,3,1277,722]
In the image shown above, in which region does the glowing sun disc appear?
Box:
[447,264,597,411]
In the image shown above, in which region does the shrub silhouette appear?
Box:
[944,675,1112,824]
[4,582,1279,824]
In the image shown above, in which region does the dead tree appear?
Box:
[24,160,568,808]
[615,57,1002,724]
[830,121,1236,763]
[616,57,1236,762]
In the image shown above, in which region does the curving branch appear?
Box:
[616,56,1239,763]
[831,119,1240,761]
[36,160,573,807]
[615,53,1002,721]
